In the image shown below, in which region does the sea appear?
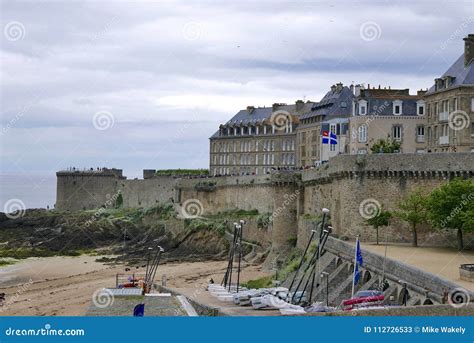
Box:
[1,173,56,210]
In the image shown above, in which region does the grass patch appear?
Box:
[242,275,274,289]
[0,259,15,267]
[257,213,272,228]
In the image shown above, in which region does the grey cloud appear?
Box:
[1,0,472,177]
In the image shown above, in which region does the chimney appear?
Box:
[330,85,336,92]
[463,34,474,67]
[295,99,304,112]
[336,82,343,92]
[247,106,255,113]
[272,103,279,112]
[354,84,361,97]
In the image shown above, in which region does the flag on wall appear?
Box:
[322,131,337,145]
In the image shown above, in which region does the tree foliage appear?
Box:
[366,209,392,245]
[425,178,474,250]
[394,189,428,247]
[370,138,401,154]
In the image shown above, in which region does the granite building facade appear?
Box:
[424,34,474,153]
[209,101,314,176]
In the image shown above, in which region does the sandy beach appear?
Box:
[0,244,472,316]
[0,256,267,316]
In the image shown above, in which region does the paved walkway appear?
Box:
[362,244,474,291]
[172,287,282,316]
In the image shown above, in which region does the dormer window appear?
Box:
[416,100,425,116]
[358,100,367,116]
[393,100,403,115]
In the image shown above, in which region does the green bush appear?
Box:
[242,275,273,289]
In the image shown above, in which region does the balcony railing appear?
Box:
[417,135,425,143]
[439,111,449,122]
[439,135,449,145]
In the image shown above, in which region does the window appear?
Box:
[358,124,367,143]
[442,124,449,137]
[471,98,474,112]
[358,100,367,115]
[417,101,425,116]
[393,100,403,115]
[330,143,336,152]
[442,100,449,113]
[416,126,425,143]
[330,123,336,134]
[392,125,402,141]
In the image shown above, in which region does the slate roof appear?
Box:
[426,54,474,94]
[300,86,354,120]
[210,102,315,139]
[355,88,422,117]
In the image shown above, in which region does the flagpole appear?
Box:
[351,235,359,299]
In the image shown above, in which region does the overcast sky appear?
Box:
[1,0,473,178]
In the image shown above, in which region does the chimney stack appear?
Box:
[336,82,343,92]
[295,99,304,112]
[330,85,336,92]
[354,84,361,97]
[464,34,474,67]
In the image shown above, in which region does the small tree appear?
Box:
[370,138,401,154]
[394,189,428,247]
[366,209,392,245]
[115,193,123,209]
[426,178,474,250]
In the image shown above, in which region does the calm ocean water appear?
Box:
[1,174,56,210]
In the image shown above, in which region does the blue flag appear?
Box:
[353,239,363,284]
[133,303,145,317]
[322,131,337,145]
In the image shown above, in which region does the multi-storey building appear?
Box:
[348,86,427,155]
[296,83,353,167]
[424,35,474,153]
[209,101,314,176]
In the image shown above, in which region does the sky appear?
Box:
[1,0,473,179]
